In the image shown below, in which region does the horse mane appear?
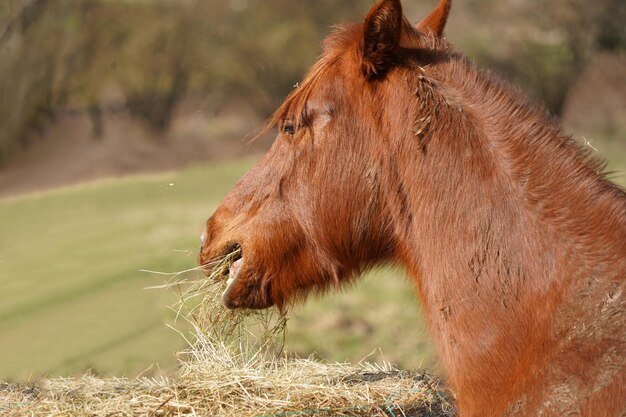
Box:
[439,52,626,232]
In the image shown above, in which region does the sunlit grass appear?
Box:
[0,158,257,380]
[0,157,438,381]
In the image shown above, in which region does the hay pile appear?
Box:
[1,251,454,417]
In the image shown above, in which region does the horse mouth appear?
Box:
[222,244,244,306]
[225,257,244,293]
[218,243,273,310]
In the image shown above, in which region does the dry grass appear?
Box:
[1,250,454,417]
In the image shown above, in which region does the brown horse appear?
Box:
[198,1,626,415]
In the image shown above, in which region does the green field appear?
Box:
[1,143,624,381]
[0,157,437,381]
[0,160,250,380]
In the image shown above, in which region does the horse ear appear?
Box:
[416,0,452,37]
[361,0,403,79]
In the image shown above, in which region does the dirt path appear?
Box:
[0,100,271,199]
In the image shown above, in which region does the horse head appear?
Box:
[198,0,452,311]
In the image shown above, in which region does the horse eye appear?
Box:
[282,121,296,135]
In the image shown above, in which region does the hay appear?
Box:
[1,250,454,417]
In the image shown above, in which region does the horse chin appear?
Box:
[221,257,275,310]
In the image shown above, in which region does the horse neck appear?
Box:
[382,61,626,412]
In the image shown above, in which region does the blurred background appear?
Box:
[0,0,624,381]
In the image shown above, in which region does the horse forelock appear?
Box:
[264,25,357,134]
[264,19,449,135]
